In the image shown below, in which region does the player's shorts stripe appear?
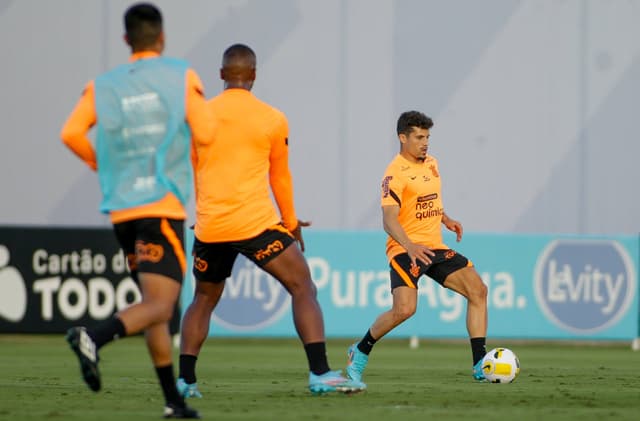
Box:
[391,258,416,289]
[160,218,186,274]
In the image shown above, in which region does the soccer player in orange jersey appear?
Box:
[176,44,366,397]
[60,3,211,418]
[346,111,489,383]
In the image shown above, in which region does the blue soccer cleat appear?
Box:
[176,378,203,399]
[308,370,366,395]
[346,343,369,383]
[472,359,488,382]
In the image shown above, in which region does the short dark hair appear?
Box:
[124,3,163,50]
[222,44,256,67]
[397,111,433,136]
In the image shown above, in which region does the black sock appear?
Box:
[155,364,184,407]
[88,316,127,349]
[470,337,487,365]
[179,354,198,384]
[304,342,331,375]
[357,330,377,355]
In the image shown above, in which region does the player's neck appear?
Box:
[400,151,425,164]
[224,80,253,91]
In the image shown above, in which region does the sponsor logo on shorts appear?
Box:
[126,253,137,271]
[254,240,284,261]
[135,241,163,263]
[193,256,208,272]
[534,239,636,334]
[444,250,456,259]
[410,263,420,277]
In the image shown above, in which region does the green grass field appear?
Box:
[1,335,639,420]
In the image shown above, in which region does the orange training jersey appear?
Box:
[381,154,448,260]
[60,51,212,224]
[194,88,297,242]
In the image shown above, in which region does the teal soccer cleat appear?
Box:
[346,343,369,383]
[473,359,488,382]
[308,370,366,395]
[176,378,203,399]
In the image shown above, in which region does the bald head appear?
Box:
[220,44,256,90]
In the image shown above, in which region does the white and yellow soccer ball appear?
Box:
[481,347,520,383]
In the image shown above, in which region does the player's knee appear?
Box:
[469,280,488,303]
[288,278,317,298]
[155,302,176,322]
[394,305,416,322]
[194,291,219,309]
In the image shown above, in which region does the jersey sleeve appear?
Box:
[381,163,405,207]
[268,113,298,230]
[60,81,98,170]
[185,68,214,147]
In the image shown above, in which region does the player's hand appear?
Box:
[444,218,463,242]
[291,220,311,252]
[406,243,435,266]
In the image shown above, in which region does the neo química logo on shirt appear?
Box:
[534,239,635,334]
[211,255,290,331]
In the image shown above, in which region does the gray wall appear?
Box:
[1,0,638,234]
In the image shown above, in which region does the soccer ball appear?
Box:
[481,347,520,383]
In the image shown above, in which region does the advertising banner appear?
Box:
[180,231,639,340]
[0,227,179,333]
[2,227,637,340]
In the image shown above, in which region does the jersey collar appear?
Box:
[129,51,160,62]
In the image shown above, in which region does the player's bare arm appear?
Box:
[382,205,434,266]
[442,212,463,242]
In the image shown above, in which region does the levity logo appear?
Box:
[0,245,28,322]
[534,239,635,334]
[211,255,290,331]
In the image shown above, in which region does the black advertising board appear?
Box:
[0,226,180,334]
